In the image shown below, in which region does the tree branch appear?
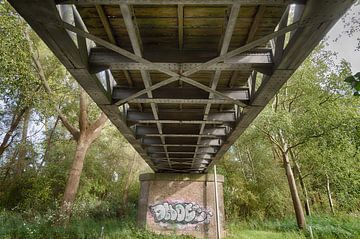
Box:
[89,112,108,142]
[287,129,332,152]
[255,125,284,152]
[26,29,80,139]
[58,113,80,140]
[41,116,60,167]
[0,107,28,156]
[89,112,108,133]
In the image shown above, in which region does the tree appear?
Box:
[338,2,360,95]
[0,2,39,158]
[345,72,360,96]
[221,45,359,228]
[24,23,108,217]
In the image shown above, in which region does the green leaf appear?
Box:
[354,72,360,79]
[345,76,355,83]
[354,91,360,97]
[354,82,360,91]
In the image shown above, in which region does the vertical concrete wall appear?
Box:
[137,173,225,239]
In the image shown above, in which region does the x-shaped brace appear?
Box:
[62,20,300,108]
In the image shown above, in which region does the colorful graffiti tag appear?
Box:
[149,201,213,225]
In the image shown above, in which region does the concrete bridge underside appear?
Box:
[9,0,354,174]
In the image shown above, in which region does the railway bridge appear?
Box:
[9,0,354,238]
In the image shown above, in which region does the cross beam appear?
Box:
[9,0,354,174]
[89,47,273,72]
[113,87,249,102]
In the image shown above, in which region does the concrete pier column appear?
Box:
[137,173,225,238]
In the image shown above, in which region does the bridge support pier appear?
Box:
[137,173,225,239]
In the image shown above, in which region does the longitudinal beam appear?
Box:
[120,3,171,168]
[177,4,184,50]
[246,5,266,44]
[94,5,135,88]
[193,3,241,169]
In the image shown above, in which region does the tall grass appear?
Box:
[1,210,359,239]
[0,210,191,239]
[226,214,360,239]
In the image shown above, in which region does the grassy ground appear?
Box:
[226,221,305,239]
[226,215,360,239]
[226,229,305,239]
[0,210,359,238]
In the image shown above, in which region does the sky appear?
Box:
[325,3,360,73]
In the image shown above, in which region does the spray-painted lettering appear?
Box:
[149,201,212,225]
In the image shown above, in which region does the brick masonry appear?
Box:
[137,173,225,238]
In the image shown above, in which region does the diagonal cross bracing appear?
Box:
[62,20,299,107]
[9,0,355,173]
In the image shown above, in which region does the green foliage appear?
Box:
[219,137,293,220]
[345,72,360,96]
[218,45,360,221]
[227,228,304,239]
[227,214,360,239]
[2,210,358,239]
[0,210,193,239]
[0,1,359,238]
[0,1,38,107]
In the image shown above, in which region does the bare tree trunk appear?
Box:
[282,150,306,229]
[16,108,31,175]
[326,173,335,215]
[246,148,256,180]
[121,151,137,216]
[294,160,311,216]
[290,149,311,217]
[2,149,19,182]
[26,27,108,219]
[41,116,59,167]
[276,130,306,229]
[61,135,90,216]
[236,150,247,179]
[60,90,107,218]
[0,107,28,157]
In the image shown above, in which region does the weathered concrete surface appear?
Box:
[137,173,225,238]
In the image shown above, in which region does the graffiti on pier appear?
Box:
[149,201,213,225]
